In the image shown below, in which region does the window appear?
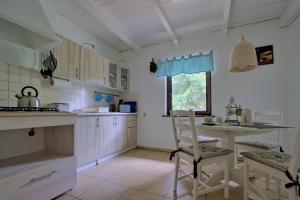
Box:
[166,72,211,116]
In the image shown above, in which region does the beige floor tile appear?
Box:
[78,181,129,200]
[83,165,120,180]
[133,172,173,196]
[108,168,147,186]
[53,194,77,200]
[101,157,134,169]
[67,174,102,197]
[118,188,164,200]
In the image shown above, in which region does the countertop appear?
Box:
[0,112,138,117]
[76,112,139,116]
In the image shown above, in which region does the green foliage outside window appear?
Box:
[172,73,207,111]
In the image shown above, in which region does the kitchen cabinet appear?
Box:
[52,36,69,79]
[108,62,118,88]
[127,116,137,148]
[76,115,137,168]
[68,40,81,80]
[120,67,129,91]
[76,117,97,167]
[115,116,127,152]
[103,57,110,86]
[84,51,103,84]
[96,116,115,158]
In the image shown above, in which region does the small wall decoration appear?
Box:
[149,58,157,73]
[255,45,274,65]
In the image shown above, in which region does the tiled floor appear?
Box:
[53,149,250,200]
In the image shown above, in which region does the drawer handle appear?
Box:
[20,170,58,189]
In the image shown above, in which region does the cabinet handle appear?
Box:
[20,170,58,189]
[96,118,100,127]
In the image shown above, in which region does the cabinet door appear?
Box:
[53,36,69,79]
[120,67,128,91]
[86,117,97,163]
[79,46,87,81]
[75,117,88,167]
[103,57,109,86]
[69,40,81,80]
[96,55,103,84]
[127,116,137,148]
[83,48,92,82]
[97,116,115,158]
[115,116,127,152]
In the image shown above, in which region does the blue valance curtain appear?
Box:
[157,51,214,77]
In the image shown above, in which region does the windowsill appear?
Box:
[162,114,213,117]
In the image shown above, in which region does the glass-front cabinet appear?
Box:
[108,62,118,88]
[120,67,128,91]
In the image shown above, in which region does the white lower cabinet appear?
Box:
[76,115,137,168]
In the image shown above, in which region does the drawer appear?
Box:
[127,120,137,128]
[0,156,76,200]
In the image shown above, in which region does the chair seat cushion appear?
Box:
[235,140,281,150]
[197,136,219,144]
[241,151,291,172]
[182,144,233,160]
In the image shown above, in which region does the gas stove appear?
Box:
[0,107,58,112]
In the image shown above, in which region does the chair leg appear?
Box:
[193,165,200,200]
[173,155,179,192]
[224,160,230,200]
[235,145,239,167]
[265,174,270,190]
[244,161,249,200]
[193,176,199,200]
[275,178,281,199]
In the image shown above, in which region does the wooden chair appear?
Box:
[242,124,300,200]
[170,110,233,200]
[236,111,283,160]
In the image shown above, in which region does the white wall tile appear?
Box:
[0,81,8,90]
[8,65,21,74]
[8,100,17,107]
[9,82,20,92]
[0,63,8,72]
[0,91,8,100]
[0,100,8,106]
[8,74,20,83]
[9,91,17,100]
[0,72,8,81]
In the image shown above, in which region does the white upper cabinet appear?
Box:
[0,0,60,49]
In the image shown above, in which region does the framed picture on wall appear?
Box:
[255,45,274,65]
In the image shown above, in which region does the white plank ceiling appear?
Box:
[48,0,291,51]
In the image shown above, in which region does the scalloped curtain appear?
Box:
[157,51,214,77]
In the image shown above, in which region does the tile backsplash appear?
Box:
[0,63,118,111]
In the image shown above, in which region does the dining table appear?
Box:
[192,122,291,185]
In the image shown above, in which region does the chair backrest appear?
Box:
[252,111,282,145]
[170,110,200,159]
[288,124,300,176]
[286,124,300,199]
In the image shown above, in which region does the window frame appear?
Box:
[166,72,212,116]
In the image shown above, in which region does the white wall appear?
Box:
[121,20,292,151]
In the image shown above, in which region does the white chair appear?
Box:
[170,110,233,200]
[235,111,283,162]
[242,124,300,200]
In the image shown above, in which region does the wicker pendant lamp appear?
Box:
[229,35,257,72]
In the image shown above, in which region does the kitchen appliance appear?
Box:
[120,101,137,113]
[15,86,40,108]
[0,107,58,112]
[47,103,70,112]
[119,104,131,113]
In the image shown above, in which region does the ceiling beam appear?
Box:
[222,0,232,34]
[279,0,300,28]
[76,0,142,52]
[150,0,179,47]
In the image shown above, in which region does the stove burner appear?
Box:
[0,107,59,112]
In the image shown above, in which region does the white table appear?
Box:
[193,123,290,185]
